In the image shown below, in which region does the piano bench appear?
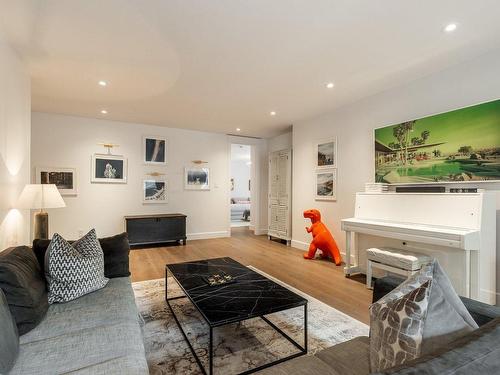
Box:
[366,247,432,289]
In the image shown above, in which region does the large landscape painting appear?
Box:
[375,99,500,184]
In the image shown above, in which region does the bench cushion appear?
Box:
[367,247,431,271]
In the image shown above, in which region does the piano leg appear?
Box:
[464,250,471,298]
[366,260,373,289]
[344,231,360,276]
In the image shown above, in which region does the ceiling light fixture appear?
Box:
[444,23,457,33]
[236,128,241,132]
[98,80,107,87]
[101,109,108,114]
[270,111,276,116]
[326,82,335,89]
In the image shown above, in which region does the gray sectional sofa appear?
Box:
[8,277,148,374]
[260,276,500,375]
[0,236,149,375]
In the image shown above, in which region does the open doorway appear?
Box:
[230,144,252,229]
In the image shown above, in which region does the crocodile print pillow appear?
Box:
[369,263,433,372]
[45,229,109,304]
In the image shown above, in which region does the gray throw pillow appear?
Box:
[0,288,19,373]
[370,264,433,371]
[45,229,109,304]
[369,260,478,372]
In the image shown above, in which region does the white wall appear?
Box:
[230,159,251,199]
[268,131,292,153]
[291,48,500,300]
[31,112,240,240]
[0,33,31,250]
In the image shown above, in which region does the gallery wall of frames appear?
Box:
[314,138,337,201]
[34,135,211,205]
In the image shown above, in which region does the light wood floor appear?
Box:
[130,227,372,324]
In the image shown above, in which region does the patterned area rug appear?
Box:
[132,266,369,375]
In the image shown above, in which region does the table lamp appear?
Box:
[17,184,66,239]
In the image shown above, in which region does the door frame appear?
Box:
[227,136,267,236]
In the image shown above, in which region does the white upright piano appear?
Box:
[341,192,497,305]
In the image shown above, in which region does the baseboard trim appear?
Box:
[187,231,230,241]
[253,228,268,236]
[291,239,308,251]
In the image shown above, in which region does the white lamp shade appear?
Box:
[17,184,66,209]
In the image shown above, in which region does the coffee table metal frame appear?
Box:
[165,267,308,375]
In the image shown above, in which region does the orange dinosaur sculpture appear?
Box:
[303,209,342,265]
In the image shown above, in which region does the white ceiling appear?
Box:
[1,1,500,138]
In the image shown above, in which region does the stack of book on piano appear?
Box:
[365,183,389,193]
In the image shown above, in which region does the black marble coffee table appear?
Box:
[165,257,308,375]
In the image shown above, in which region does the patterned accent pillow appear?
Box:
[45,229,109,304]
[369,263,434,372]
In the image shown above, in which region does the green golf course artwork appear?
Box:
[375,99,500,184]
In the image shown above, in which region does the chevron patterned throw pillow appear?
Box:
[45,229,109,304]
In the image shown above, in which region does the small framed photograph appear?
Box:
[91,154,127,183]
[143,179,167,204]
[315,169,337,201]
[36,167,77,196]
[143,136,167,165]
[315,138,337,169]
[185,167,210,190]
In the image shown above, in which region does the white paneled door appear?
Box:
[268,149,292,243]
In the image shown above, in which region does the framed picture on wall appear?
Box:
[91,154,128,183]
[315,138,337,169]
[143,179,167,204]
[143,136,167,165]
[184,167,210,190]
[36,167,78,196]
[374,98,500,184]
[315,169,336,201]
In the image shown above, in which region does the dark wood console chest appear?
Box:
[124,213,187,247]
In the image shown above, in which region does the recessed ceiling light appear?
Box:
[270,111,276,116]
[98,80,107,87]
[326,82,335,89]
[236,128,241,132]
[444,23,457,33]
[101,109,108,114]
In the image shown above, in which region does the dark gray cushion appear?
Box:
[0,288,19,373]
[376,317,500,374]
[460,296,500,327]
[316,336,370,375]
[0,246,48,335]
[98,232,131,278]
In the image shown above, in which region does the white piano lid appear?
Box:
[353,192,483,230]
